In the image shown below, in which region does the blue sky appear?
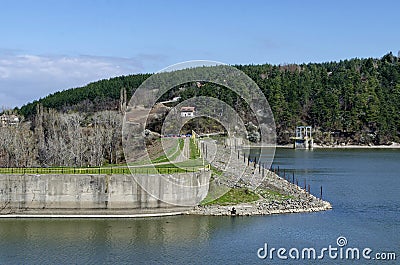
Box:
[1,0,399,108]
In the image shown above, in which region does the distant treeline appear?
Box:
[19,74,151,117]
[17,52,400,145]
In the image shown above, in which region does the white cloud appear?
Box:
[0,53,165,108]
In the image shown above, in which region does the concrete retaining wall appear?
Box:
[0,171,210,210]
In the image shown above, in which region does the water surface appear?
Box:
[0,149,398,264]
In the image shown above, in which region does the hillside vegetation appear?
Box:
[13,52,400,147]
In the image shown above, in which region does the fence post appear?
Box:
[292,172,294,184]
[320,186,323,199]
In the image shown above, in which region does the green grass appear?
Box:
[179,138,184,150]
[0,164,206,175]
[256,188,294,201]
[189,137,200,159]
[146,158,207,169]
[202,187,260,206]
[173,158,206,167]
[210,165,223,176]
[151,139,181,164]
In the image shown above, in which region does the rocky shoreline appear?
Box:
[188,140,332,216]
[188,198,331,216]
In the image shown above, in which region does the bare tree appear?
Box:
[1,104,125,168]
[120,87,127,114]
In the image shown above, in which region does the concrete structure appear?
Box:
[0,171,211,213]
[180,107,195,117]
[292,126,313,149]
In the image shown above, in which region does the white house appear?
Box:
[180,107,195,117]
[0,114,19,127]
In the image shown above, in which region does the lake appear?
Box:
[0,148,398,264]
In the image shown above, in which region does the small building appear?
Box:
[180,107,195,117]
[291,126,313,149]
[0,114,19,127]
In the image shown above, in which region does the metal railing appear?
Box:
[0,165,210,175]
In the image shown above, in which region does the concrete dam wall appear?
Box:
[0,171,211,211]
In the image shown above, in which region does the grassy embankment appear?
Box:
[151,138,184,163]
[201,185,294,206]
[201,187,260,206]
[189,137,201,159]
[149,137,208,169]
[200,137,293,206]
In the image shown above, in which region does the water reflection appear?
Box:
[0,149,399,264]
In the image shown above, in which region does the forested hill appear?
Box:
[237,52,400,144]
[19,73,151,117]
[18,52,400,145]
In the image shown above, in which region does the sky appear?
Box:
[1,0,399,108]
